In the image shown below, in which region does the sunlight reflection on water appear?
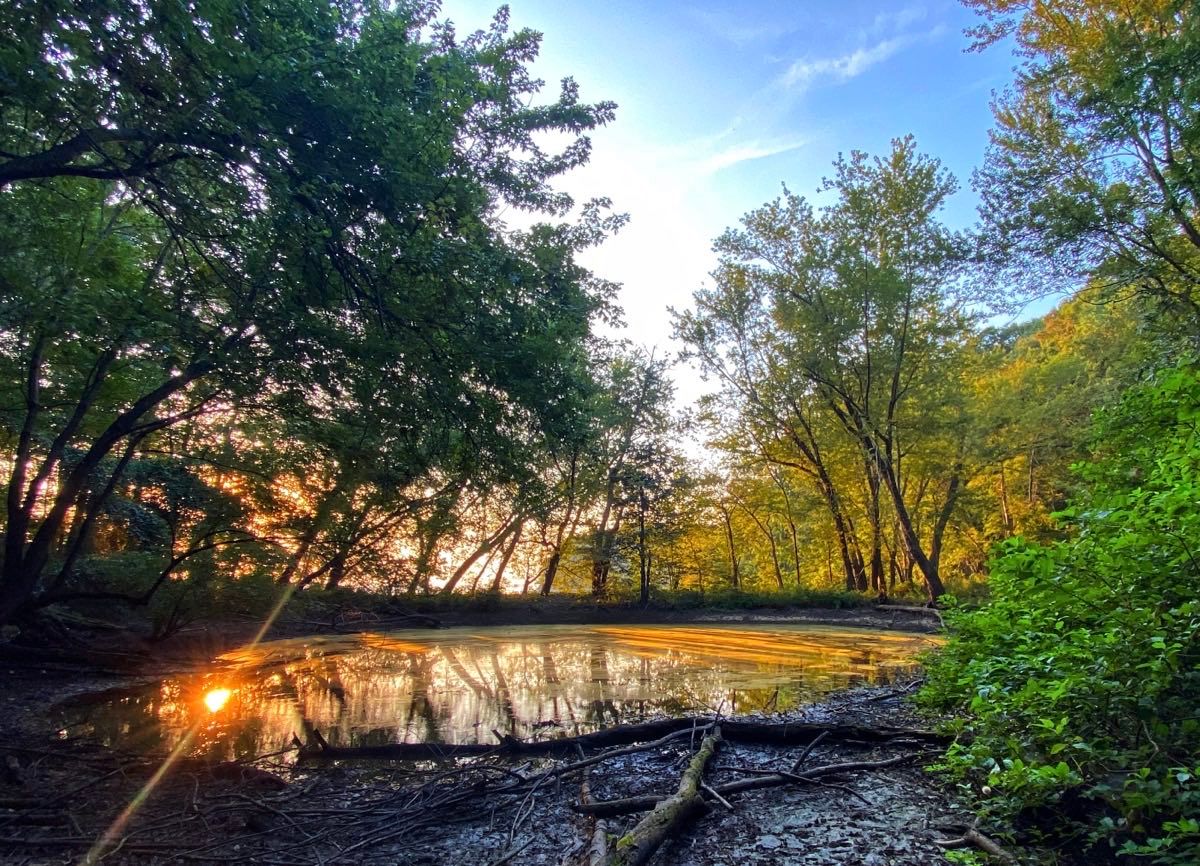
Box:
[59,623,939,760]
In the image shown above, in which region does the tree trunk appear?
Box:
[540,452,581,596]
[998,463,1013,532]
[638,488,650,605]
[876,453,945,600]
[489,523,522,593]
[442,512,523,595]
[720,505,739,590]
[0,359,214,623]
[865,456,885,595]
[929,469,962,577]
[739,502,784,590]
[278,483,341,585]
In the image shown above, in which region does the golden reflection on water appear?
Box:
[60,624,939,760]
[203,688,233,713]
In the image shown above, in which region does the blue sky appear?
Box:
[439,1,1020,401]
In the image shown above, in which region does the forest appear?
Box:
[1,0,1198,864]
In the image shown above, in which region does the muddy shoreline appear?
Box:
[0,610,961,865]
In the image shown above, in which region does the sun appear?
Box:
[203,688,232,713]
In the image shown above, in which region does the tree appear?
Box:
[680,138,972,601]
[583,348,674,597]
[922,363,1200,865]
[0,1,618,622]
[968,0,1200,323]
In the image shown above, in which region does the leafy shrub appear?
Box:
[921,365,1200,864]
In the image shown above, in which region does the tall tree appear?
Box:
[681,138,972,600]
[0,1,617,622]
[968,0,1200,323]
[585,348,674,597]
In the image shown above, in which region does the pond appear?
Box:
[57,623,939,761]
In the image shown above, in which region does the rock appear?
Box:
[757,834,783,850]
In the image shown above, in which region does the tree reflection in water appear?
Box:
[56,624,939,761]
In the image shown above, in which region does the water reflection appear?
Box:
[57,624,938,761]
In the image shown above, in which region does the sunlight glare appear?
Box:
[203,688,232,713]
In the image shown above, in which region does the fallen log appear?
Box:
[576,752,927,818]
[298,739,499,760]
[580,767,611,866]
[717,718,946,748]
[604,725,722,866]
[935,827,1018,863]
[298,717,947,760]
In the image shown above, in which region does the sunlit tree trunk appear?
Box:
[719,503,740,590]
[489,523,522,593]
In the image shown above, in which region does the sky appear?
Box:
[439,0,1022,405]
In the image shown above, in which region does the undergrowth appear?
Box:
[920,365,1200,864]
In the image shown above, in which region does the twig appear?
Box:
[489,836,533,866]
[700,782,734,811]
[577,752,928,817]
[935,828,1019,863]
[867,679,925,702]
[790,730,829,772]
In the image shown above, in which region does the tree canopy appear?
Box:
[0,0,622,620]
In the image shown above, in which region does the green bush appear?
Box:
[921,365,1200,864]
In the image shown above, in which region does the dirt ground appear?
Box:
[0,611,968,865]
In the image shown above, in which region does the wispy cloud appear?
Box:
[778,23,948,93]
[688,7,802,48]
[780,36,908,90]
[871,5,928,36]
[696,138,808,175]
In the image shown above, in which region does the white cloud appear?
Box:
[780,36,909,90]
[778,23,948,93]
[696,138,808,175]
[871,5,928,36]
[688,7,802,48]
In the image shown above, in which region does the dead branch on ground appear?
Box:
[576,752,930,817]
[603,725,722,866]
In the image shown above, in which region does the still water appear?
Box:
[58,624,938,760]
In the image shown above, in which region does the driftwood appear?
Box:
[576,752,926,818]
[581,767,611,866]
[545,723,715,783]
[603,726,722,866]
[297,717,948,761]
[935,827,1019,863]
[867,678,925,702]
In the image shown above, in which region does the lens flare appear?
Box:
[203,688,232,713]
[88,589,295,863]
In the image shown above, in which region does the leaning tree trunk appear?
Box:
[488,523,522,593]
[875,454,945,601]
